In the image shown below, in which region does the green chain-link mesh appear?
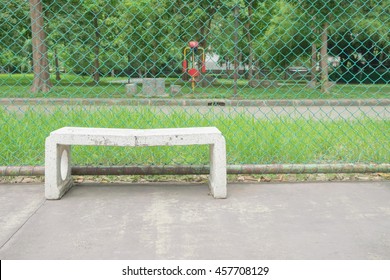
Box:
[0,0,389,169]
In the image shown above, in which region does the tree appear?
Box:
[244,0,256,80]
[0,0,30,73]
[256,1,311,70]
[46,0,120,82]
[290,1,357,93]
[260,1,364,92]
[244,0,276,80]
[29,0,52,92]
[119,0,174,78]
[81,0,119,83]
[328,1,390,84]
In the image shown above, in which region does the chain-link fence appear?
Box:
[0,0,389,176]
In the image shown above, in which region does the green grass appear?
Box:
[0,107,389,166]
[1,74,389,99]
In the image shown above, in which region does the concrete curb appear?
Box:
[1,98,389,106]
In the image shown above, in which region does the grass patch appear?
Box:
[0,107,388,166]
[1,74,389,99]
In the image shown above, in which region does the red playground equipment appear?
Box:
[182,41,206,90]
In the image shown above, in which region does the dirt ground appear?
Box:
[1,173,389,184]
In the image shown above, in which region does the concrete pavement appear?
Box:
[0,181,389,259]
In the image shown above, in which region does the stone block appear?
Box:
[125,83,137,95]
[170,85,182,94]
[142,78,166,96]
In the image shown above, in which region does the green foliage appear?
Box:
[0,0,30,73]
[255,1,311,68]
[1,0,388,83]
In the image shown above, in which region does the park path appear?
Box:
[1,103,389,120]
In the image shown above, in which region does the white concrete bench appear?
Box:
[45,127,227,199]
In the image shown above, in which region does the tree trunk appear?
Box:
[54,48,61,81]
[320,21,330,93]
[245,1,254,81]
[29,0,52,93]
[198,4,215,50]
[151,38,158,77]
[310,11,317,86]
[198,12,214,88]
[233,5,240,96]
[310,42,317,84]
[93,14,100,84]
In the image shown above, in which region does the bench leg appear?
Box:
[209,137,227,198]
[45,138,73,199]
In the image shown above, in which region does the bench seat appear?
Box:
[45,127,227,199]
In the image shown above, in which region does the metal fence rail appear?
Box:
[1,164,390,177]
[0,0,389,175]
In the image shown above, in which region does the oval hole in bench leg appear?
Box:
[60,149,69,181]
